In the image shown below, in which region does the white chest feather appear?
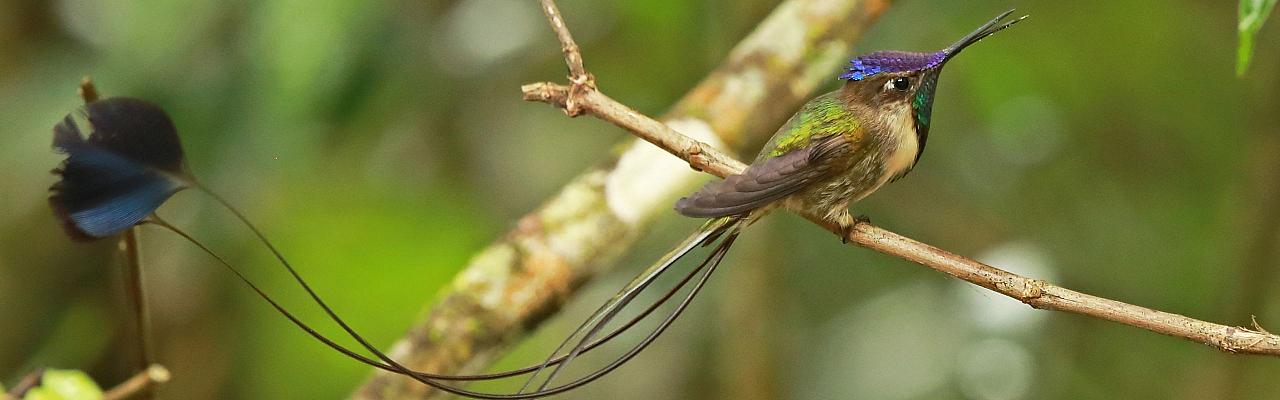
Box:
[877,105,920,185]
[786,103,921,217]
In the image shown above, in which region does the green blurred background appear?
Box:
[2,0,1278,398]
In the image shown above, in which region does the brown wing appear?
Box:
[674,134,852,218]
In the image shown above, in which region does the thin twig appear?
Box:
[522,83,741,177]
[119,230,155,397]
[79,77,157,399]
[519,7,1280,356]
[539,0,586,80]
[102,364,171,400]
[77,77,99,103]
[5,368,44,399]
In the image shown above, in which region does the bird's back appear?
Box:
[754,91,864,162]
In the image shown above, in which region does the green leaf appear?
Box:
[22,369,103,400]
[1238,0,1277,76]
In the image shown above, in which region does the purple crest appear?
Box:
[837,10,1027,81]
[838,51,947,81]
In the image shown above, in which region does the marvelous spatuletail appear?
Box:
[46,9,1024,399]
[515,9,1028,395]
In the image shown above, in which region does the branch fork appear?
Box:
[563,73,596,117]
[538,0,595,117]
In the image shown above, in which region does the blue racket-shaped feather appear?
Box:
[49,98,193,240]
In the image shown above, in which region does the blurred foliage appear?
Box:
[20,369,101,400]
[1239,0,1277,76]
[0,0,1278,399]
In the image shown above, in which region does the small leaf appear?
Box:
[22,369,103,400]
[1237,0,1277,76]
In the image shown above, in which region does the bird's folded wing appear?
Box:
[675,134,851,218]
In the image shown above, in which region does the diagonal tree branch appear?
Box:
[522,2,1280,360]
[352,1,891,398]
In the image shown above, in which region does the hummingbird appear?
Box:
[44,10,1025,400]
[515,9,1028,395]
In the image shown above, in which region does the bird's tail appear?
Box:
[153,188,746,399]
[518,215,746,394]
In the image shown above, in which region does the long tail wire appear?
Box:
[517,223,728,392]
[525,230,739,394]
[147,186,737,398]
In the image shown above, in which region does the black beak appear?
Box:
[941,9,1027,63]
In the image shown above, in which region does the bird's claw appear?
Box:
[854,214,871,225]
[838,214,871,244]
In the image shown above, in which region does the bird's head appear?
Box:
[839,10,1025,153]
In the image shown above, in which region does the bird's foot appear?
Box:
[836,214,872,244]
[854,214,871,225]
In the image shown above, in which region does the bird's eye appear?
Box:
[890,77,911,91]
